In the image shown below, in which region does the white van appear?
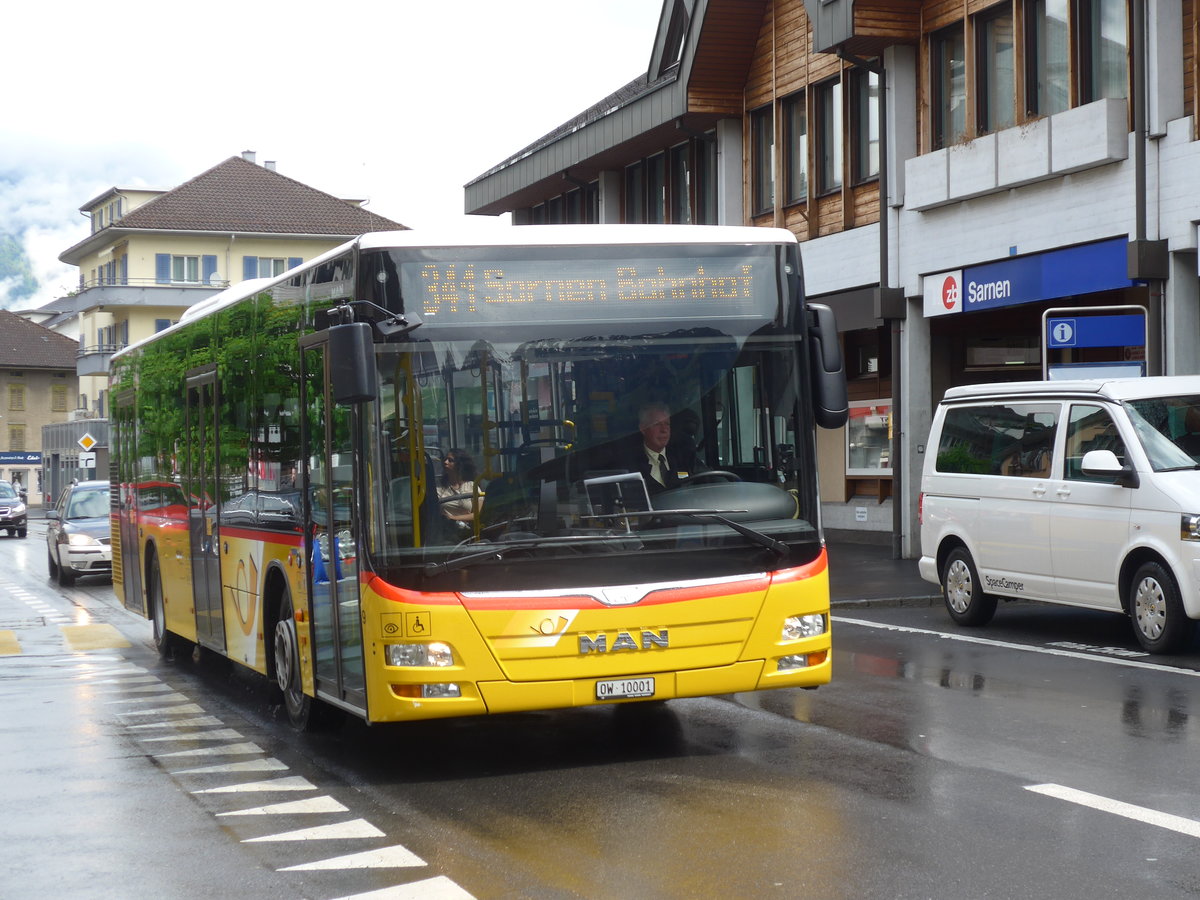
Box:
[919,376,1200,654]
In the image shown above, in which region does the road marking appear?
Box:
[243,818,386,842]
[280,843,427,871]
[834,616,1200,677]
[330,876,477,899]
[218,796,349,816]
[192,775,317,794]
[62,624,129,651]
[1025,784,1200,838]
[0,630,19,655]
[171,758,290,775]
[152,741,266,759]
[139,728,244,743]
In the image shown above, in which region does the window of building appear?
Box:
[155,318,172,333]
[645,153,666,224]
[1077,0,1128,102]
[694,132,718,224]
[172,255,200,283]
[8,385,25,411]
[1026,0,1071,115]
[933,23,967,149]
[783,93,808,205]
[851,68,880,182]
[816,79,844,194]
[8,425,25,452]
[258,258,289,279]
[51,385,68,412]
[846,400,893,475]
[670,143,691,224]
[751,105,775,215]
[625,161,646,223]
[977,5,1016,133]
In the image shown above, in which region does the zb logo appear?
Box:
[941,275,960,311]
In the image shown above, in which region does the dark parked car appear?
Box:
[46,480,113,584]
[0,480,27,537]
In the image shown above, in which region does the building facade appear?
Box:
[0,311,80,504]
[466,0,1200,557]
[32,152,407,500]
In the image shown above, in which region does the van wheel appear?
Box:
[941,547,997,626]
[1130,561,1193,654]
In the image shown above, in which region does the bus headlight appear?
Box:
[385,642,455,667]
[782,614,826,641]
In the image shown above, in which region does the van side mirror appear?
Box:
[327,322,378,404]
[807,303,848,429]
[1081,449,1140,488]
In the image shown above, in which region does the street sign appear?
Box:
[78,433,97,452]
[78,452,97,468]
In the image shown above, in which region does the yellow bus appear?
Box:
[110,225,848,729]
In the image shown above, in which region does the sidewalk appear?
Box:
[826,539,940,606]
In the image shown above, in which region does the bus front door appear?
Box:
[186,369,225,652]
[301,341,366,715]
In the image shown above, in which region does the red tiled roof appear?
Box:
[115,156,407,235]
[0,311,78,369]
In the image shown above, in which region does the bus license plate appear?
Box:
[596,677,655,700]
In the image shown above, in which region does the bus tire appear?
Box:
[1130,561,1193,654]
[149,554,185,660]
[941,546,997,627]
[274,591,316,730]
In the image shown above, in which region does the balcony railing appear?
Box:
[77,275,230,291]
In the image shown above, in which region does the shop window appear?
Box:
[750,105,775,214]
[816,79,844,193]
[846,400,892,475]
[932,23,967,148]
[977,4,1016,133]
[966,334,1041,370]
[783,92,808,205]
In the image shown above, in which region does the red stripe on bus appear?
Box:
[218,526,304,547]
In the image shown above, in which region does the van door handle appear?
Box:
[1056,486,1072,499]
[1031,484,1047,497]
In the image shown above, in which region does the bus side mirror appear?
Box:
[807,303,848,429]
[328,322,378,404]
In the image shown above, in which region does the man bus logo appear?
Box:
[941,275,960,311]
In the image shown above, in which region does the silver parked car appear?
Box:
[0,480,26,538]
[46,480,113,585]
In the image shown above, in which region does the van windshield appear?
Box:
[1125,396,1200,470]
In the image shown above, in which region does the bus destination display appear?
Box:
[401,253,775,324]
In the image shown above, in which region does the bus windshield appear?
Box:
[365,328,819,591]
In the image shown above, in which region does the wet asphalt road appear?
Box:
[4,524,1200,899]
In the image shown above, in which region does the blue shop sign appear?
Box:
[963,237,1135,311]
[0,452,42,465]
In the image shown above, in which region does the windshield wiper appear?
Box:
[423,534,635,576]
[586,508,789,556]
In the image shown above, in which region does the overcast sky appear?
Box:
[0,1,664,310]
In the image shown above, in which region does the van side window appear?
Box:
[1065,404,1125,482]
[936,403,1058,477]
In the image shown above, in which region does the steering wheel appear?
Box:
[678,470,740,486]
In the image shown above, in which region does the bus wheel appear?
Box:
[274,593,314,730]
[149,555,186,660]
[941,546,997,627]
[1130,561,1193,654]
